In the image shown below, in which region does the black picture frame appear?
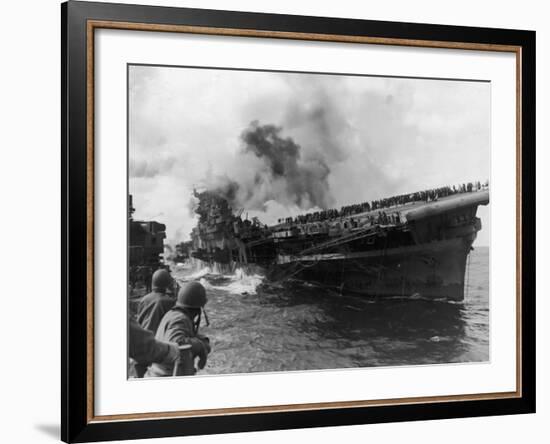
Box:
[61,1,536,442]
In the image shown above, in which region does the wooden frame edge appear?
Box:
[82,16,527,427]
[86,19,95,424]
[516,46,523,398]
[90,391,520,423]
[89,19,521,52]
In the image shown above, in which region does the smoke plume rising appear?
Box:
[209,121,333,212]
[129,66,490,244]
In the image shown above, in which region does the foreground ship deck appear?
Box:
[188,187,490,301]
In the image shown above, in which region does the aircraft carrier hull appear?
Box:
[188,187,489,302]
[273,237,473,301]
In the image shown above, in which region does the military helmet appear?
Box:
[176,281,207,308]
[151,268,172,290]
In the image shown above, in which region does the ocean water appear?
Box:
[174,247,489,375]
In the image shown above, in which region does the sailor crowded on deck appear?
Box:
[277,180,488,227]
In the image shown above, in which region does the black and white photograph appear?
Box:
[127,65,491,378]
[0,0,543,441]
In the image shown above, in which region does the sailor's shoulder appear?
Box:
[142,291,172,304]
[166,309,194,329]
[140,291,157,302]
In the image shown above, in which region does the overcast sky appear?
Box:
[129,65,491,246]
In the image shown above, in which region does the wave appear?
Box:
[176,259,233,280]
[222,268,265,295]
[182,267,212,280]
[179,266,265,295]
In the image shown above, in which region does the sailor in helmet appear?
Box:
[137,269,177,333]
[148,281,211,377]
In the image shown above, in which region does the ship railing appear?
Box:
[244,237,273,248]
[296,225,386,256]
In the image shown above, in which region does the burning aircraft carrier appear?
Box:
[187,182,489,301]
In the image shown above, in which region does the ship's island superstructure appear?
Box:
[186,183,489,301]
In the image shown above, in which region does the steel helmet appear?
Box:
[176,281,207,308]
[151,269,172,290]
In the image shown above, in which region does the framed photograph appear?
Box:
[61,1,535,442]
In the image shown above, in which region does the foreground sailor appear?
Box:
[148,281,211,377]
[128,317,180,375]
[137,269,176,334]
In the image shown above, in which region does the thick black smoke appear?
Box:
[197,79,360,215]
[202,120,337,214]
[242,122,300,177]
[241,121,333,209]
[213,179,240,203]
